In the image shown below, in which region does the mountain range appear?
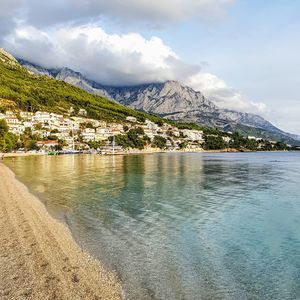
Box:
[0,48,169,127]
[19,59,300,145]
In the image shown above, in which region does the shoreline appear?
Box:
[0,148,289,158]
[0,162,122,299]
[0,152,46,158]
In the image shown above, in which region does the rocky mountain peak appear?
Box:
[163,80,183,88]
[0,48,18,64]
[160,80,188,95]
[17,58,300,144]
[55,67,83,81]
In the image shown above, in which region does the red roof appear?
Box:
[37,140,58,146]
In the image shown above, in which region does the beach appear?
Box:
[0,162,122,300]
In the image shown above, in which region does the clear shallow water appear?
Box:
[5,152,300,300]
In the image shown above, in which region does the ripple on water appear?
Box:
[5,152,300,300]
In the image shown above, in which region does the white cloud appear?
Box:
[185,72,268,114]
[4,25,63,68]
[0,0,23,17]
[4,23,268,114]
[20,0,235,28]
[0,0,267,118]
[75,0,235,23]
[0,0,24,39]
[5,24,200,85]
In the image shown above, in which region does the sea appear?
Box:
[5,152,300,300]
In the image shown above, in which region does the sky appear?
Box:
[1,0,299,134]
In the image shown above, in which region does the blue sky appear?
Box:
[152,0,300,133]
[1,0,299,133]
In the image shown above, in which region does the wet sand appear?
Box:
[0,162,122,299]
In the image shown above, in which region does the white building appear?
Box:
[20,112,34,120]
[9,124,25,135]
[6,117,20,125]
[57,121,74,132]
[81,128,96,142]
[96,128,112,140]
[144,129,155,140]
[222,136,232,143]
[79,109,87,116]
[33,111,51,124]
[180,129,203,141]
[97,121,107,128]
[38,131,51,138]
[248,136,256,140]
[23,121,34,128]
[5,111,15,117]
[126,116,137,123]
[144,119,159,131]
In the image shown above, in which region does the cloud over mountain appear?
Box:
[1,0,266,116]
[5,24,200,86]
[185,73,268,114]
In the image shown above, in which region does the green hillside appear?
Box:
[0,50,164,124]
[0,49,297,149]
[225,123,300,146]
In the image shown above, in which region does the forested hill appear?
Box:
[19,57,300,146]
[1,48,299,147]
[0,48,164,125]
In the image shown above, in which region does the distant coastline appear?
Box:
[0,147,291,159]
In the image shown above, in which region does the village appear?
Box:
[0,108,206,154]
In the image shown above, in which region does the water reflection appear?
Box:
[5,152,300,300]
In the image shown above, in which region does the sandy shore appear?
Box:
[0,162,122,300]
[0,148,246,158]
[0,152,46,158]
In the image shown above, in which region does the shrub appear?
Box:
[152,136,167,149]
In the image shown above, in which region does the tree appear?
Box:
[34,123,43,130]
[0,119,18,152]
[274,142,286,151]
[19,127,40,150]
[0,119,9,137]
[204,135,227,150]
[245,139,258,151]
[25,140,38,150]
[85,122,94,129]
[156,120,164,127]
[230,132,244,149]
[55,139,68,151]
[261,141,273,151]
[135,127,145,135]
[88,140,105,150]
[115,128,150,150]
[115,134,131,149]
[47,135,58,140]
[4,132,18,152]
[179,141,188,149]
[152,136,167,149]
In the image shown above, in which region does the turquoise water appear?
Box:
[5,152,300,299]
